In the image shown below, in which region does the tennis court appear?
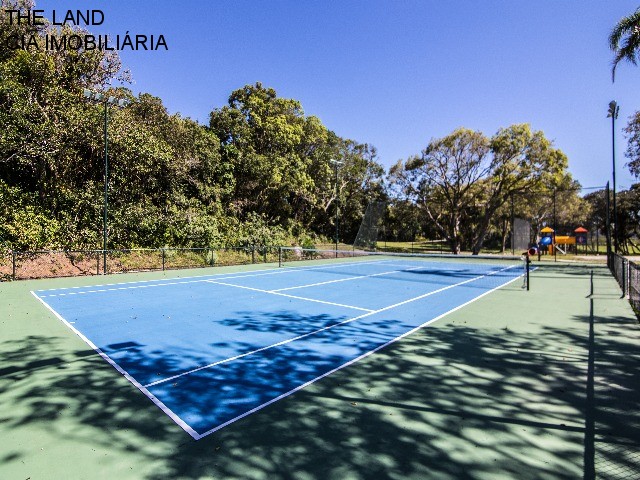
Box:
[31,250,526,439]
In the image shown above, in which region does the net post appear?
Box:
[278,247,282,267]
[162,248,166,271]
[524,248,536,291]
[590,269,594,297]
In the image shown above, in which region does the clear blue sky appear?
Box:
[43,0,640,191]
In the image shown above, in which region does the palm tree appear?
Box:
[610,7,640,81]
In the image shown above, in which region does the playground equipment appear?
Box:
[537,226,588,255]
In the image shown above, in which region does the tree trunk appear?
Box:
[471,202,501,255]
[500,218,508,253]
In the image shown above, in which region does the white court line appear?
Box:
[30,291,201,440]
[194,265,524,439]
[36,259,393,298]
[39,279,209,297]
[146,264,518,390]
[35,265,285,292]
[32,261,522,439]
[204,280,373,312]
[272,265,425,292]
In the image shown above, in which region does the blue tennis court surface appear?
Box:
[32,256,525,439]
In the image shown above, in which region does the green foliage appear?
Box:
[0,6,599,259]
[585,184,640,255]
[624,110,640,179]
[610,7,640,81]
[0,180,60,250]
[394,125,575,254]
[1,10,390,252]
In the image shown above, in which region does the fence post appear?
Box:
[622,258,627,299]
[12,250,16,280]
[251,244,256,264]
[97,252,100,275]
[627,259,631,299]
[162,248,166,271]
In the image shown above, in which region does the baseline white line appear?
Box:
[32,262,522,439]
[36,259,393,297]
[39,279,209,297]
[35,265,285,293]
[147,265,519,389]
[193,266,525,439]
[204,280,373,312]
[30,291,201,440]
[272,266,424,292]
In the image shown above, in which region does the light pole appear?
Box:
[330,159,344,256]
[83,89,129,274]
[607,100,620,253]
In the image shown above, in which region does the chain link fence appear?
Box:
[0,246,282,281]
[610,252,640,316]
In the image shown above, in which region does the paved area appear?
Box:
[0,261,638,479]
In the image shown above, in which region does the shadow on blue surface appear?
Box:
[3,264,639,478]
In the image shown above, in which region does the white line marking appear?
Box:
[192,266,525,439]
[36,266,284,292]
[204,280,373,312]
[272,266,424,292]
[32,262,523,439]
[36,259,393,297]
[146,265,519,390]
[30,291,201,440]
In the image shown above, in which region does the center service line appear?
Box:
[145,265,517,389]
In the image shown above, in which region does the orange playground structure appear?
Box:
[538,226,588,255]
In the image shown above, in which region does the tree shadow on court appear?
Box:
[219,310,350,336]
[1,275,639,479]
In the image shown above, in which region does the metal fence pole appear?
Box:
[622,257,627,299]
[162,248,166,271]
[251,245,256,264]
[12,250,16,280]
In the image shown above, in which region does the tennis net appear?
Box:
[278,247,530,289]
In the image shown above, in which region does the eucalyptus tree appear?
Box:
[470,125,569,254]
[395,125,570,254]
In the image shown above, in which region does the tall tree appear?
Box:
[209,83,385,242]
[400,128,490,254]
[470,124,569,254]
[394,125,570,254]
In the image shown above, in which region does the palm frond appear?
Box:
[610,7,640,81]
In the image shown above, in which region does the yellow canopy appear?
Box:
[540,227,555,233]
